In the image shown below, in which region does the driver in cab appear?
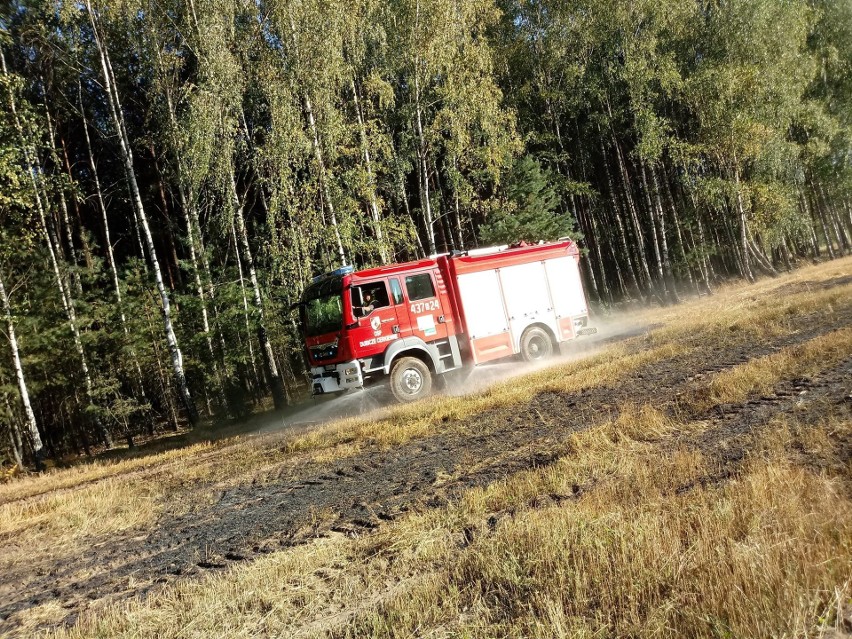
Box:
[355,290,384,317]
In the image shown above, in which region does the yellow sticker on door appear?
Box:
[417,314,437,336]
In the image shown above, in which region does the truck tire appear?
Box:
[520,326,554,362]
[390,356,432,402]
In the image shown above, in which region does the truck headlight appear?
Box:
[344,367,357,376]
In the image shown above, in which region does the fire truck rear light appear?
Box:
[344,367,356,376]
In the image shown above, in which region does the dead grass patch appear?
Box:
[639,257,852,345]
[0,441,218,506]
[49,400,852,639]
[7,258,852,638]
[436,462,850,639]
[0,478,158,548]
[282,341,687,461]
[0,477,161,602]
[687,326,852,411]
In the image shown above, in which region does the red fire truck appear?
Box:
[298,240,595,402]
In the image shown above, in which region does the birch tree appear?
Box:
[0,270,42,468]
[2,46,113,446]
[84,0,198,425]
[0,61,44,467]
[0,0,850,460]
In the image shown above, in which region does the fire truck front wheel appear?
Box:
[390,356,433,403]
[520,326,555,362]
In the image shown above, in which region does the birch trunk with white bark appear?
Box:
[0,270,44,469]
[733,162,754,282]
[80,88,150,411]
[352,79,389,262]
[86,1,197,425]
[44,104,84,297]
[229,174,288,408]
[3,48,112,446]
[414,75,436,255]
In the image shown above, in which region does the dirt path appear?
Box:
[2,299,851,634]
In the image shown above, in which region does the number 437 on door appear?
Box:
[410,300,439,313]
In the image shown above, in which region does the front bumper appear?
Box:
[311,360,363,394]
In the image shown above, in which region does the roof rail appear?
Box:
[465,245,509,257]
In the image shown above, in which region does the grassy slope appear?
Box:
[1,257,850,638]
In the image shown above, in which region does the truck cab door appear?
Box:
[348,279,400,368]
[398,270,449,344]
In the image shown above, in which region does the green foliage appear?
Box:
[1,0,851,459]
[480,156,574,244]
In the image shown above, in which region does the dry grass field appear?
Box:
[1,258,851,638]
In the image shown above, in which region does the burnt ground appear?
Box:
[1,297,851,634]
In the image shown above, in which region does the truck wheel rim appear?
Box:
[528,336,547,358]
[402,368,423,393]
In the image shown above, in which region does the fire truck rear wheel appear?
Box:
[390,356,432,402]
[520,327,554,362]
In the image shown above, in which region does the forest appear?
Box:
[1,0,850,469]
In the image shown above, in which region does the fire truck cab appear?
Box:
[298,240,593,402]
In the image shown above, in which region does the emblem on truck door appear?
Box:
[370,316,381,331]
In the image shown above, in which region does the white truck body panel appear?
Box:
[498,261,560,351]
[545,256,588,319]
[455,255,588,364]
[456,270,509,340]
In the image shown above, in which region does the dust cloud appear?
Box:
[255,316,653,437]
[441,316,651,397]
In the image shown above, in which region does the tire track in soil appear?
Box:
[470,356,852,537]
[674,357,852,490]
[2,308,851,633]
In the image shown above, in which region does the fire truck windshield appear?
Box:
[304,294,342,337]
[301,276,345,337]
